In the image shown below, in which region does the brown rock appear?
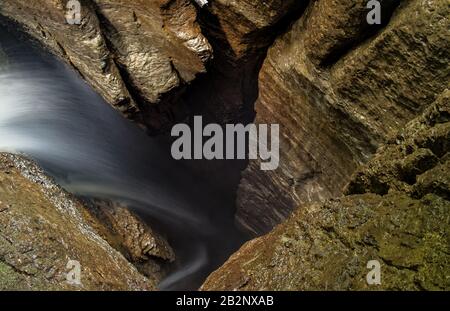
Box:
[303,0,401,66]
[203,0,306,60]
[182,0,309,124]
[202,94,450,290]
[84,199,175,284]
[0,0,212,130]
[0,153,154,290]
[236,0,450,235]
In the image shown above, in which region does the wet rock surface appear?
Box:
[202,92,450,290]
[0,0,212,131]
[1,0,449,291]
[184,0,308,124]
[0,153,154,290]
[84,199,175,284]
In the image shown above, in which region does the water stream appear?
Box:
[0,22,246,290]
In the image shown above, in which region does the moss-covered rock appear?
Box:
[0,153,154,290]
[202,193,449,290]
[346,90,450,197]
[202,91,450,291]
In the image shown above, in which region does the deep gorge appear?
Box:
[0,0,448,291]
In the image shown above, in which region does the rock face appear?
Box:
[236,0,450,235]
[346,92,450,199]
[0,0,212,131]
[1,0,449,291]
[184,0,309,124]
[201,92,450,290]
[0,153,155,290]
[203,0,305,60]
[84,199,175,284]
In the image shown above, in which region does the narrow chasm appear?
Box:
[1,0,448,292]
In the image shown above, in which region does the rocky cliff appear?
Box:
[202,91,450,290]
[236,0,450,234]
[5,1,448,235]
[0,153,173,290]
[0,0,212,131]
[1,0,449,291]
[181,0,309,123]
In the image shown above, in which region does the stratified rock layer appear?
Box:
[237,0,450,235]
[0,153,154,290]
[202,91,450,290]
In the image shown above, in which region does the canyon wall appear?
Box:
[202,91,450,290]
[236,0,450,234]
[1,0,449,282]
[182,0,308,123]
[0,0,307,130]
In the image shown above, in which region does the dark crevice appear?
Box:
[163,2,311,234]
[380,257,420,273]
[187,1,310,125]
[320,0,402,67]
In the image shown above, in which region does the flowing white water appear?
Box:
[0,23,244,290]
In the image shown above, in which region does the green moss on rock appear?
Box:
[202,91,450,291]
[0,153,154,290]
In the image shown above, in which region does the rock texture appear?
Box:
[0,0,212,131]
[345,91,450,199]
[201,0,307,61]
[84,199,175,284]
[236,0,450,235]
[1,0,449,291]
[202,91,450,290]
[0,153,154,290]
[184,0,309,123]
